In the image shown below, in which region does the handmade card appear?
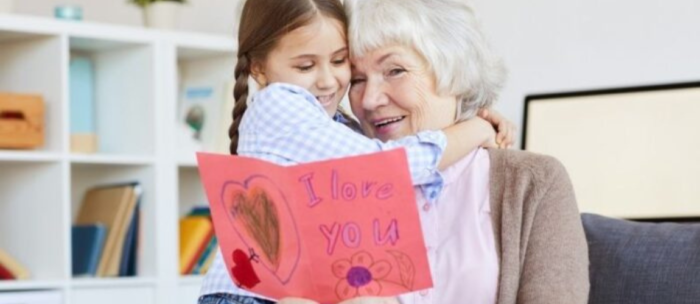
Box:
[197,150,432,303]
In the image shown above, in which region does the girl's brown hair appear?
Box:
[228,0,348,155]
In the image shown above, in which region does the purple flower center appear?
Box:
[346,266,373,288]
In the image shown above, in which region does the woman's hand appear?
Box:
[277,298,319,304]
[337,297,400,304]
[278,296,399,304]
[478,108,516,148]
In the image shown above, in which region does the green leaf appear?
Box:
[386,250,415,290]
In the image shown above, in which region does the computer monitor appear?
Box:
[522,82,700,219]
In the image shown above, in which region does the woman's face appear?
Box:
[348,45,457,142]
[253,16,350,116]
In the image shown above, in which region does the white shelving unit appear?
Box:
[0,15,236,304]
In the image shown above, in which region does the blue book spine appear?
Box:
[69,57,95,134]
[72,224,106,277]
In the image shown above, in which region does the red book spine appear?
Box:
[0,263,15,280]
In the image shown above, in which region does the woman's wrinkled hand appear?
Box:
[337,297,400,304]
[277,298,319,304]
[478,108,516,149]
[278,296,399,304]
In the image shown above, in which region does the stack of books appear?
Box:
[179,206,218,275]
[72,182,142,277]
[0,248,30,280]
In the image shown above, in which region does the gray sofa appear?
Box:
[582,213,700,304]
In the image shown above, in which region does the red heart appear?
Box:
[231,249,260,289]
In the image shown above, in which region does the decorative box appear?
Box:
[0,93,44,149]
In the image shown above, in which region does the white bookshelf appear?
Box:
[0,15,236,304]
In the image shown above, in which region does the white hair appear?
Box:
[345,0,506,120]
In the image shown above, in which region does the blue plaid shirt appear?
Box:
[200,83,447,298]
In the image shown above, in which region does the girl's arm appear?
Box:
[439,117,495,170]
[239,83,493,186]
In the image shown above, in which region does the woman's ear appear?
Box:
[250,61,268,87]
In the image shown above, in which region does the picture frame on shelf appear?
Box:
[176,80,234,159]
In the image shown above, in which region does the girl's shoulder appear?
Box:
[252,83,316,105]
[246,83,327,120]
[241,83,334,133]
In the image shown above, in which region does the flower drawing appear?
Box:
[332,251,392,300]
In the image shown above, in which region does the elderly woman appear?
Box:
[339,0,589,302]
[300,0,589,303]
[201,0,589,303]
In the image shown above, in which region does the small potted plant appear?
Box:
[129,0,186,30]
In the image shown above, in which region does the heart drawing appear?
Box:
[220,175,301,285]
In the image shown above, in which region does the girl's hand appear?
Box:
[478,108,516,148]
[470,117,498,149]
[337,297,400,304]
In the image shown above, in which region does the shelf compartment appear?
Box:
[174,48,236,160]
[68,36,156,157]
[0,32,65,153]
[70,163,157,278]
[0,162,68,281]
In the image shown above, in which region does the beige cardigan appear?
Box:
[487,149,590,304]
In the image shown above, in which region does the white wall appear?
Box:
[472,0,700,145]
[15,0,700,146]
[14,0,241,34]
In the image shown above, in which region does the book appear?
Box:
[188,205,211,218]
[0,263,14,280]
[74,182,140,277]
[71,224,107,277]
[186,206,215,274]
[105,183,141,277]
[69,56,97,153]
[0,248,30,280]
[69,56,95,134]
[179,216,214,275]
[199,244,219,274]
[119,196,141,277]
[191,237,217,275]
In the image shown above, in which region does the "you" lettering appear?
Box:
[319,219,400,255]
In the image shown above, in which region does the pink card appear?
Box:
[197,150,432,303]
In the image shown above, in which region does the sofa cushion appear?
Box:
[582,213,700,304]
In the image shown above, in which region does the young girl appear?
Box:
[199,0,514,303]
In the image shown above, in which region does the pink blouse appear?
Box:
[399,148,499,304]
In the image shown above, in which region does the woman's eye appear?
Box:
[387,68,406,77]
[332,57,347,65]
